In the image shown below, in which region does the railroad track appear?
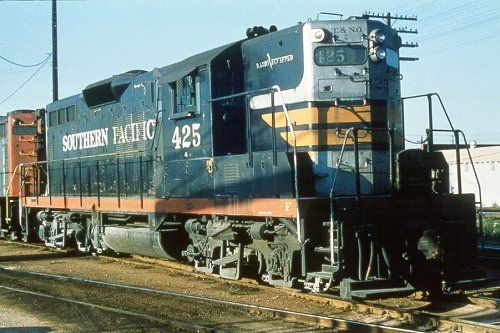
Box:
[0,267,415,333]
[1,240,499,332]
[2,265,498,333]
[317,292,500,333]
[0,282,216,332]
[110,252,500,333]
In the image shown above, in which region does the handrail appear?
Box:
[402,93,484,246]
[207,85,296,144]
[271,85,301,244]
[209,85,301,241]
[4,164,21,228]
[21,149,147,167]
[402,93,455,132]
[329,127,355,265]
[272,85,296,143]
[20,150,153,200]
[21,155,153,201]
[209,87,277,103]
[433,128,484,245]
[316,12,343,20]
[3,163,32,233]
[457,130,484,247]
[327,126,396,268]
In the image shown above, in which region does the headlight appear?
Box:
[369,29,386,44]
[370,47,386,62]
[311,29,326,42]
[376,48,386,60]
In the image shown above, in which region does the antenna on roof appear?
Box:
[316,12,343,20]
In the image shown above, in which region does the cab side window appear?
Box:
[66,105,76,122]
[171,72,200,115]
[58,107,67,125]
[48,105,76,126]
[49,111,58,126]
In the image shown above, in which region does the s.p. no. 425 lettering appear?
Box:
[172,123,201,149]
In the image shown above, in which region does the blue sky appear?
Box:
[1,0,499,144]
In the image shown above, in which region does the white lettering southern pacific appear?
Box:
[63,128,108,152]
[112,119,156,144]
[62,119,156,152]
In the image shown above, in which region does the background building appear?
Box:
[441,146,500,208]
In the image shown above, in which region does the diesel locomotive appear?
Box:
[3,15,484,298]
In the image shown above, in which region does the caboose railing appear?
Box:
[2,166,21,233]
[0,164,34,235]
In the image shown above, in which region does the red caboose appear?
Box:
[0,109,45,238]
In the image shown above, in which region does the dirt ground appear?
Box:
[0,241,416,332]
[0,240,495,332]
[0,287,179,332]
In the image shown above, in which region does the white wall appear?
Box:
[448,158,500,208]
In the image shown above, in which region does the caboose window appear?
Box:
[171,72,198,114]
[0,123,6,138]
[12,126,36,135]
[314,45,367,66]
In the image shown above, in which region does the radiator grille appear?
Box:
[223,164,240,194]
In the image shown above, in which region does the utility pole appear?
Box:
[52,0,58,102]
[361,11,419,62]
[361,11,417,28]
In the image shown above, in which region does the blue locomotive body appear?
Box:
[15,17,484,298]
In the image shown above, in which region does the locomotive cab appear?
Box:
[242,19,404,198]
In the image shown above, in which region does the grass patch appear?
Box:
[479,214,500,245]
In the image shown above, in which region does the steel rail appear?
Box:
[103,254,500,333]
[0,266,416,333]
[0,283,218,333]
[316,292,500,333]
[2,241,498,332]
[466,296,500,310]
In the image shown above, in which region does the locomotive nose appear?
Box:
[417,230,442,260]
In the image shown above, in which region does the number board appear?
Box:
[171,123,201,149]
[314,45,367,66]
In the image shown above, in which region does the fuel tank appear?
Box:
[101,226,184,260]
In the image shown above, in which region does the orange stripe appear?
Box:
[261,106,374,128]
[22,196,298,218]
[280,129,372,147]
